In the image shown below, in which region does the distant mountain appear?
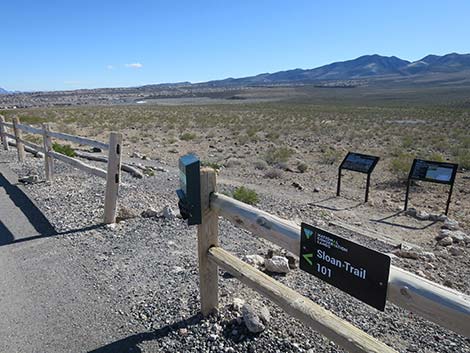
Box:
[0,87,10,94]
[201,53,470,87]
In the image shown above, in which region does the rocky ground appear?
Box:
[1,145,469,353]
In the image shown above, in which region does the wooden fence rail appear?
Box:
[193,167,470,353]
[209,192,470,338]
[0,115,121,224]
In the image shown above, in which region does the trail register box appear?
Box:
[300,223,391,311]
[176,154,201,225]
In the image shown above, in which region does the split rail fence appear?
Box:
[0,115,122,224]
[197,168,470,353]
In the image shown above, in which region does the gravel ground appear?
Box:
[2,149,469,353]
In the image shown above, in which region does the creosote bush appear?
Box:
[52,142,76,157]
[264,146,294,165]
[390,152,414,180]
[232,186,259,205]
[180,132,197,141]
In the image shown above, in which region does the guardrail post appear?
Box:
[12,117,25,161]
[103,132,122,224]
[42,123,54,181]
[197,167,219,316]
[0,115,9,151]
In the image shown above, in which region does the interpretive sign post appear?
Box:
[176,154,202,225]
[300,223,391,311]
[404,159,458,215]
[336,152,380,203]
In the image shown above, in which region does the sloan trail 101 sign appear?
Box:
[300,223,391,311]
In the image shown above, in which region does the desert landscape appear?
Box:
[1,52,470,352]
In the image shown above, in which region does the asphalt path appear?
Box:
[0,164,131,353]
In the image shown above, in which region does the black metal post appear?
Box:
[365,173,371,203]
[336,168,342,196]
[404,178,411,211]
[445,183,454,215]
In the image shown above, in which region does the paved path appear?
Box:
[0,164,131,353]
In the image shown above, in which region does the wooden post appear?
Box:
[42,123,54,181]
[103,132,122,224]
[12,117,25,161]
[0,115,9,151]
[197,168,219,316]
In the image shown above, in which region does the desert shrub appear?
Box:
[238,134,250,145]
[224,158,242,168]
[297,162,308,173]
[266,131,280,141]
[232,186,259,205]
[264,146,294,165]
[24,134,43,145]
[457,150,470,170]
[52,142,76,157]
[180,132,197,141]
[319,147,341,165]
[254,160,268,170]
[201,161,222,170]
[264,168,283,179]
[427,152,446,162]
[390,152,414,180]
[401,135,414,149]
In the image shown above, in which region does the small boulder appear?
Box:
[243,255,265,269]
[162,205,178,220]
[436,229,452,240]
[442,219,459,231]
[264,256,290,274]
[231,297,246,312]
[141,208,159,218]
[416,210,430,221]
[241,303,270,333]
[449,230,467,244]
[449,246,464,256]
[18,175,39,184]
[438,236,453,247]
[117,206,138,222]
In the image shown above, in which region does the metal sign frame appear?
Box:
[299,222,391,311]
[336,152,380,203]
[404,159,458,215]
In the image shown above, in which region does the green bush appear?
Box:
[232,186,259,205]
[427,152,446,162]
[297,162,308,173]
[180,132,197,141]
[319,147,341,165]
[457,150,470,170]
[52,142,76,157]
[390,152,414,180]
[201,161,222,170]
[264,146,294,165]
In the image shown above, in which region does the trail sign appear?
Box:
[300,223,391,311]
[337,152,380,202]
[405,159,458,215]
[176,154,202,225]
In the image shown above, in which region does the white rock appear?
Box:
[243,255,265,269]
[442,219,459,231]
[449,230,467,243]
[416,210,430,220]
[420,252,436,261]
[162,205,177,220]
[231,297,245,312]
[436,229,452,240]
[241,303,270,333]
[264,256,290,274]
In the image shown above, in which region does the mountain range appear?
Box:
[0,87,10,94]
[201,52,470,87]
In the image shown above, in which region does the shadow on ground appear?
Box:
[88,314,204,353]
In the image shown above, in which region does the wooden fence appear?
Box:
[0,115,122,224]
[196,168,470,353]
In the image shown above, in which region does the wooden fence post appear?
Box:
[103,132,122,224]
[42,123,54,181]
[0,116,9,151]
[12,117,25,161]
[197,167,219,316]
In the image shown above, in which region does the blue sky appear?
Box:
[2,0,469,91]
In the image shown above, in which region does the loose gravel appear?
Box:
[2,150,469,353]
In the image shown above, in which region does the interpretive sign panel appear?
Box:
[405,159,458,215]
[300,223,391,311]
[337,152,380,202]
[340,152,380,174]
